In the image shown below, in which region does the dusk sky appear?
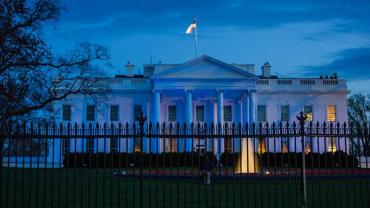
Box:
[45,0,370,94]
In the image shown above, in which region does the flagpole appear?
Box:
[194,19,198,57]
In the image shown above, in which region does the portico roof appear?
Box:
[152,55,256,80]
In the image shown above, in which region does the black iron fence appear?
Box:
[1,112,369,207]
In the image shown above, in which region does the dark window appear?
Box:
[225,137,232,153]
[62,105,71,121]
[257,105,266,122]
[224,106,232,122]
[86,105,95,121]
[87,139,94,152]
[63,139,70,154]
[196,105,204,122]
[111,138,118,153]
[281,105,290,122]
[110,105,119,121]
[134,105,142,121]
[168,105,176,122]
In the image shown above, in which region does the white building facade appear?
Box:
[53,55,349,155]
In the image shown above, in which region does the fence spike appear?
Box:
[217,122,222,129]
[156,122,160,129]
[211,122,215,129]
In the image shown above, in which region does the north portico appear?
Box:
[149,55,257,153]
[150,55,257,125]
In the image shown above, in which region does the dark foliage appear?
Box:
[63,152,218,168]
[220,151,359,168]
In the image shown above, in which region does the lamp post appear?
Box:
[297,111,308,208]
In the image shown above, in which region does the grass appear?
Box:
[1,167,369,208]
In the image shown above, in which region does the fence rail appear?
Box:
[0,112,369,207]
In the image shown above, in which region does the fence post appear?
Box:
[138,112,147,208]
[297,111,308,208]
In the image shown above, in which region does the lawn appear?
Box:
[1,168,369,208]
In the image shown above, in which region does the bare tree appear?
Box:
[0,0,110,165]
[348,94,370,156]
[0,0,110,121]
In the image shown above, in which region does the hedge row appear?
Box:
[220,151,359,168]
[63,152,217,168]
[63,151,359,168]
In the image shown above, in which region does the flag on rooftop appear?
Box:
[186,21,197,34]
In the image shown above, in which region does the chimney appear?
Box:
[261,62,271,78]
[125,61,135,77]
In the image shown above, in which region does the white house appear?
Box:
[50,55,348,155]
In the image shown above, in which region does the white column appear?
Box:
[184,90,193,152]
[213,101,218,124]
[237,99,243,123]
[217,90,224,158]
[185,90,193,124]
[243,94,249,124]
[217,90,224,124]
[151,90,160,153]
[248,91,256,124]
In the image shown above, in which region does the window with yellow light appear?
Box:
[327,105,336,122]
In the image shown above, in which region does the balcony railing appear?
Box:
[256,78,347,91]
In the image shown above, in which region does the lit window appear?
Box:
[168,105,176,122]
[166,139,177,152]
[304,137,312,154]
[196,105,204,122]
[257,105,266,122]
[224,106,232,122]
[281,105,290,122]
[327,105,336,122]
[281,137,289,153]
[110,105,119,121]
[258,138,266,154]
[62,105,71,121]
[304,105,313,121]
[86,105,95,121]
[134,105,142,121]
[328,137,337,152]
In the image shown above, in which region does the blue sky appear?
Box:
[45,0,370,93]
